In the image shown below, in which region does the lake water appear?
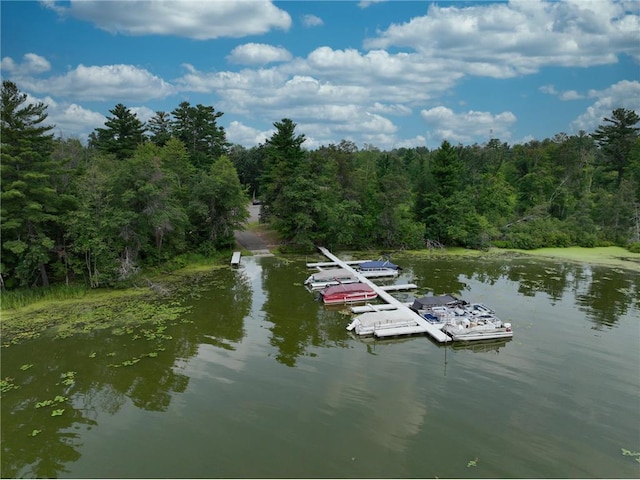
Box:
[2,253,639,478]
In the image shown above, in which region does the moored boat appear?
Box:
[409,294,465,329]
[346,309,425,336]
[304,268,359,289]
[441,303,513,341]
[410,295,513,340]
[356,260,400,278]
[320,283,378,305]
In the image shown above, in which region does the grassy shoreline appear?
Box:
[505,246,640,270]
[0,256,231,345]
[472,246,639,271]
[394,245,640,271]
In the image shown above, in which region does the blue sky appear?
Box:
[1,0,639,150]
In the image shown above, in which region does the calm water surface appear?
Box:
[2,253,639,478]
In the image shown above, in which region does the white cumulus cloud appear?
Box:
[570,80,640,132]
[50,0,291,39]
[227,43,292,66]
[227,120,270,146]
[302,14,323,27]
[1,53,51,76]
[365,1,640,77]
[539,84,584,100]
[420,106,517,144]
[19,64,176,101]
[358,0,387,9]
[24,93,106,140]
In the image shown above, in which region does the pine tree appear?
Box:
[592,108,640,187]
[1,80,58,287]
[171,102,228,169]
[421,140,478,246]
[90,103,146,160]
[260,118,306,221]
[147,111,173,147]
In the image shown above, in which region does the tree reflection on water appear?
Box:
[1,253,637,477]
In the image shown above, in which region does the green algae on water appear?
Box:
[396,246,640,272]
[0,266,226,345]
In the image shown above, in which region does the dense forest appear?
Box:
[2,80,639,290]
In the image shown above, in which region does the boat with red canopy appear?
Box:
[320,283,378,305]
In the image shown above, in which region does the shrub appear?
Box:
[578,233,599,248]
[500,216,578,249]
[627,242,640,253]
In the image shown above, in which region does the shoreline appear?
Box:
[397,246,640,273]
[2,246,638,345]
[495,246,640,272]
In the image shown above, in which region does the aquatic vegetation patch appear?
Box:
[395,246,640,272]
[107,350,163,368]
[59,371,76,387]
[0,261,228,346]
[1,378,20,395]
[621,448,640,464]
[110,358,141,368]
[396,248,488,260]
[1,293,191,346]
[35,396,68,408]
[506,247,640,272]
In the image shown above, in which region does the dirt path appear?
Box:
[233,204,274,255]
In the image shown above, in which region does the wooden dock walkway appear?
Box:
[317,247,450,343]
[307,259,370,268]
[380,283,418,291]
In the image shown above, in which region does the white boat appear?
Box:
[441,303,513,341]
[304,268,359,290]
[409,294,465,329]
[410,295,513,341]
[346,309,427,336]
[360,269,399,279]
[356,260,400,278]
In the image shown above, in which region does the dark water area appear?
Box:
[2,253,639,478]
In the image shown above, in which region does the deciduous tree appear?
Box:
[189,156,248,250]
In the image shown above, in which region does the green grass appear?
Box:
[395,246,640,271]
[0,285,89,310]
[0,251,242,345]
[501,246,640,271]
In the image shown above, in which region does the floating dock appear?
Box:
[380,283,417,292]
[350,302,412,313]
[316,247,450,343]
[307,259,370,268]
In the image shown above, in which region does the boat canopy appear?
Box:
[322,283,374,296]
[410,294,460,311]
[358,260,399,270]
[307,268,355,282]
